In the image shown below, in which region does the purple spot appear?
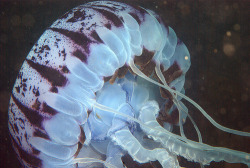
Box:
[15,86,20,93]
[62,66,69,73]
[43,45,50,50]
[67,10,86,23]
[61,49,67,61]
[32,86,40,97]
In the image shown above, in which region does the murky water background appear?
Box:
[0,0,249,167]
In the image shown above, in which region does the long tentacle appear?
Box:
[155,63,203,143]
[93,100,250,165]
[129,59,250,137]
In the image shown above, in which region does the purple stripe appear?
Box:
[33,129,50,140]
[50,86,58,93]
[91,4,118,12]
[72,49,88,63]
[129,12,141,25]
[130,4,147,16]
[10,134,42,168]
[49,27,92,53]
[11,94,44,128]
[90,30,103,43]
[42,102,58,115]
[163,61,182,84]
[91,7,123,27]
[26,59,67,87]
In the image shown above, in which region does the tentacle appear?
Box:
[174,100,203,142]
[94,101,201,146]
[138,101,250,165]
[129,59,250,137]
[93,101,250,166]
[155,63,203,142]
[155,62,196,141]
[126,8,250,137]
[111,127,180,168]
[141,8,201,143]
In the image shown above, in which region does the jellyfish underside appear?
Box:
[70,57,250,168]
[71,4,250,168]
